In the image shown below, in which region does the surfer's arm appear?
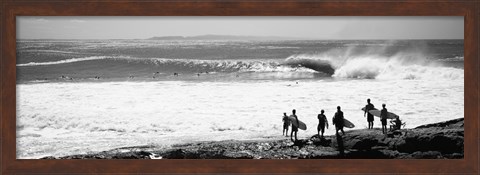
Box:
[364,107,367,117]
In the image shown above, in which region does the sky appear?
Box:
[17,16,463,40]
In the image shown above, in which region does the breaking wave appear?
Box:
[17,56,110,66]
[17,52,464,80]
[16,56,317,74]
[281,51,463,80]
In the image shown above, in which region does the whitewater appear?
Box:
[16,39,464,158]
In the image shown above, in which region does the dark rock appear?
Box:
[292,139,308,149]
[310,136,332,147]
[410,151,443,159]
[415,118,464,129]
[444,153,464,159]
[397,131,463,154]
[351,138,379,150]
[163,149,187,159]
[345,150,391,159]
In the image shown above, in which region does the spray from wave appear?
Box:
[281,42,463,80]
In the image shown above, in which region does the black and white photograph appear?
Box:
[16,16,464,159]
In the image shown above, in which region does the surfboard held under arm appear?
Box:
[287,116,307,130]
[368,109,398,119]
[361,107,378,111]
[343,118,355,128]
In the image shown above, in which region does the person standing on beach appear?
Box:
[333,106,345,135]
[364,99,375,129]
[317,110,328,138]
[380,104,388,134]
[290,109,299,142]
[282,112,290,136]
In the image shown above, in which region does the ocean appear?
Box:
[16,39,464,158]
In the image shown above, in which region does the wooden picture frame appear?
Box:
[1,0,478,174]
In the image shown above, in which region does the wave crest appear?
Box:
[17,56,110,66]
[283,55,335,75]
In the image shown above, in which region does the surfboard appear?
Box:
[361,106,378,112]
[288,116,307,130]
[343,118,355,128]
[368,109,398,119]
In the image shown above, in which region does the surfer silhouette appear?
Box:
[333,106,345,135]
[364,99,375,129]
[290,109,299,142]
[317,110,328,138]
[282,112,291,136]
[390,116,403,131]
[380,104,388,134]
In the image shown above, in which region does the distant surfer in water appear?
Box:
[290,109,299,142]
[380,104,388,134]
[282,112,290,136]
[364,99,375,129]
[317,110,328,138]
[153,72,160,79]
[333,106,345,135]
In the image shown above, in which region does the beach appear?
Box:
[41,118,464,159]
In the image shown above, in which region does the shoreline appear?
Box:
[41,118,464,159]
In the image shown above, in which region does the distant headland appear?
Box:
[147,35,304,41]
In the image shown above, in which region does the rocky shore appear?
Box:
[41,118,463,159]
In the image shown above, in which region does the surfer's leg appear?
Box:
[295,131,298,141]
[290,130,294,142]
